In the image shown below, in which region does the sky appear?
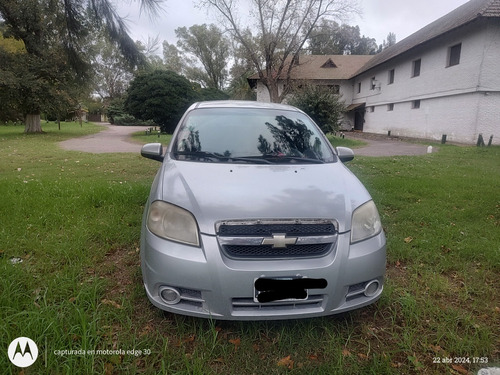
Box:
[115,0,470,54]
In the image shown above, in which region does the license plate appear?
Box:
[254,277,327,303]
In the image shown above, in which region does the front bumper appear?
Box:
[140,228,386,320]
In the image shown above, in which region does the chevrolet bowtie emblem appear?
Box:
[261,234,297,248]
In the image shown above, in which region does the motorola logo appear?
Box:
[8,337,39,368]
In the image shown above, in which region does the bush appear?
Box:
[113,114,156,126]
[107,98,126,125]
[125,70,199,133]
[198,87,230,101]
[288,85,346,133]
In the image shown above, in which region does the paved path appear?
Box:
[344,133,433,157]
[59,123,147,153]
[59,123,433,157]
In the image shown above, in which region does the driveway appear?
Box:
[59,123,146,153]
[59,123,433,157]
[344,132,433,157]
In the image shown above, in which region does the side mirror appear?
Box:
[336,147,354,162]
[141,143,164,162]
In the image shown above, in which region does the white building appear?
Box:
[249,0,500,144]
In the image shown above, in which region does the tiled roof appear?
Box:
[247,55,374,83]
[353,0,500,77]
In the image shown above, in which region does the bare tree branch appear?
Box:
[200,0,359,102]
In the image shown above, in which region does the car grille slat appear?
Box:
[216,219,337,259]
[224,243,331,258]
[218,222,336,236]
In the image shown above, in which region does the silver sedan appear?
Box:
[140,100,386,320]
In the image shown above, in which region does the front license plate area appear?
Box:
[254,277,327,303]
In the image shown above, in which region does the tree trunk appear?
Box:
[267,81,281,103]
[24,113,43,133]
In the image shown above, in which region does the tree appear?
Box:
[0,31,26,122]
[175,24,230,90]
[227,42,257,100]
[124,70,199,133]
[307,20,377,55]
[0,27,83,131]
[0,0,162,133]
[163,41,185,74]
[288,84,346,133]
[378,32,396,52]
[200,0,359,103]
[91,32,135,100]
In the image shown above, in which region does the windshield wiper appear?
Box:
[174,151,224,161]
[174,151,272,164]
[259,155,325,164]
[227,157,273,164]
[279,156,325,164]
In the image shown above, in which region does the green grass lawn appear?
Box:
[130,130,173,145]
[0,123,498,374]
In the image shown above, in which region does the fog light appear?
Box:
[364,280,380,297]
[159,286,181,305]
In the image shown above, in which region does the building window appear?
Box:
[387,103,394,111]
[370,77,376,90]
[412,100,421,109]
[388,69,395,84]
[448,43,461,67]
[369,106,375,112]
[412,59,421,77]
[357,82,361,93]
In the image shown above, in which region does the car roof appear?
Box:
[189,100,304,113]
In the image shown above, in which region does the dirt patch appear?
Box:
[344,132,436,157]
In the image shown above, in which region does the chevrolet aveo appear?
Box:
[140,101,386,320]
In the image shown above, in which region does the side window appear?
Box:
[388,69,395,84]
[448,43,462,67]
[412,59,421,77]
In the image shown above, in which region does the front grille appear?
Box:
[216,219,337,259]
[224,243,331,258]
[218,222,336,236]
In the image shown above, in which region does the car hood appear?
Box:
[156,158,372,235]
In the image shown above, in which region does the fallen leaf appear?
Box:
[451,364,469,374]
[101,299,121,309]
[429,344,442,353]
[277,355,294,369]
[183,335,195,343]
[404,236,413,243]
[357,353,369,360]
[229,338,241,350]
[308,354,318,360]
[342,348,351,357]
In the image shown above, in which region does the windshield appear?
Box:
[172,107,335,164]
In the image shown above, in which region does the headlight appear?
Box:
[147,201,200,247]
[351,200,382,243]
